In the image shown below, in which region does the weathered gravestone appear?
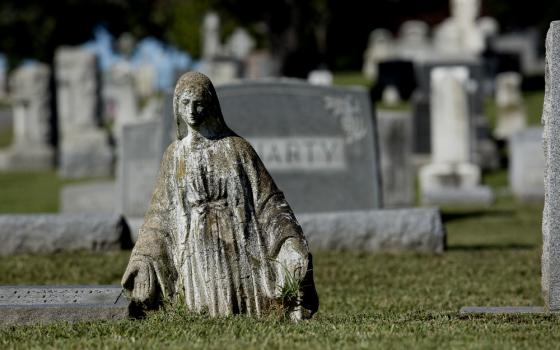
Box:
[55,46,113,179]
[509,127,544,202]
[0,286,130,325]
[460,21,558,315]
[0,63,54,170]
[419,66,493,205]
[377,110,414,207]
[216,79,383,214]
[118,119,169,220]
[116,92,175,237]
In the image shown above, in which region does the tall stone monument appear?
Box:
[542,20,560,312]
[55,47,112,178]
[0,63,54,170]
[419,66,492,204]
[460,22,560,315]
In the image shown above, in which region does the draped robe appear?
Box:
[123,134,318,318]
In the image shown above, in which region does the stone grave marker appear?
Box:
[216,79,382,214]
[0,285,129,325]
[55,46,113,179]
[419,66,493,205]
[460,21,558,315]
[377,110,414,207]
[413,59,498,169]
[118,119,168,220]
[0,63,54,170]
[509,127,544,202]
[542,20,560,312]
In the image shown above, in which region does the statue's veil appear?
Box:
[172,71,229,140]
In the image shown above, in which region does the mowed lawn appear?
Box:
[0,167,555,350]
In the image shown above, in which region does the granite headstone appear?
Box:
[542,21,560,312]
[216,79,382,214]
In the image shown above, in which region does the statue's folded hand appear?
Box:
[121,260,156,304]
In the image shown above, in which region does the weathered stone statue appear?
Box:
[122,71,318,320]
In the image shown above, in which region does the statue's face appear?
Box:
[178,88,207,127]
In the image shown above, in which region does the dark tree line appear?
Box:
[0,0,559,75]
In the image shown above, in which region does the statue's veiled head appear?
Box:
[173,71,228,140]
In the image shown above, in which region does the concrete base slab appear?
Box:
[297,208,446,253]
[460,306,553,315]
[422,186,494,206]
[0,285,130,325]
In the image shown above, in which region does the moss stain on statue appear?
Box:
[122,71,319,321]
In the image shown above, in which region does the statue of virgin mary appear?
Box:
[122,71,318,320]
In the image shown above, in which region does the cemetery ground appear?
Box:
[0,86,553,348]
[0,169,557,349]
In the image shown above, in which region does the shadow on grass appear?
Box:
[442,209,515,223]
[447,243,535,251]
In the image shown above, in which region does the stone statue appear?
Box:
[122,71,319,320]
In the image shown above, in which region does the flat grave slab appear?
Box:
[0,285,130,325]
[460,306,552,315]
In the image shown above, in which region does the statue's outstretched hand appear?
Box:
[122,260,156,304]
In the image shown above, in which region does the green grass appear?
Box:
[0,125,12,149]
[0,171,62,212]
[332,71,371,87]
[0,171,115,213]
[0,168,556,349]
